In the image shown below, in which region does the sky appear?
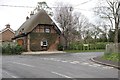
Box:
[0,0,98,31]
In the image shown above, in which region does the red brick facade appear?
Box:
[0,24,15,42]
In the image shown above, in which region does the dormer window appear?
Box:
[44,27,50,33]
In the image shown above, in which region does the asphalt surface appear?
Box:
[2,52,119,78]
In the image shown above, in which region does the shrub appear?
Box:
[96,43,106,49]
[2,44,24,55]
[78,44,83,50]
[57,44,63,51]
[89,44,95,50]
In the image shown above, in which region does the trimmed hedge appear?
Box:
[2,44,24,55]
[67,42,107,50]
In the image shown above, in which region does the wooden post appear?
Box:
[27,34,31,51]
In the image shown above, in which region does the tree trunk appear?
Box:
[114,23,119,43]
[114,22,119,53]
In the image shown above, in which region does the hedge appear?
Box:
[67,42,107,50]
[1,44,24,55]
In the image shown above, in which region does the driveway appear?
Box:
[2,52,119,78]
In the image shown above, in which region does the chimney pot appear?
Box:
[26,16,29,20]
[30,11,34,17]
[5,24,10,28]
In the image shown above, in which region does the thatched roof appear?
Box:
[15,9,61,37]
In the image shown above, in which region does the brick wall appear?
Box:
[2,29,15,42]
[30,33,58,51]
[48,36,60,51]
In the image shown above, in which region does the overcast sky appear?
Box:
[0,0,97,31]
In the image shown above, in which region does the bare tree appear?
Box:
[73,12,94,43]
[53,2,76,49]
[94,0,120,43]
[77,14,90,40]
[94,20,110,42]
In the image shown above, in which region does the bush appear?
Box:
[69,42,83,50]
[89,44,96,50]
[96,43,106,49]
[78,44,83,50]
[2,44,24,55]
[57,44,63,51]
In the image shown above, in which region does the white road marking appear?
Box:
[81,62,89,65]
[11,62,35,68]
[3,71,18,78]
[92,64,101,67]
[55,60,61,62]
[73,61,79,63]
[88,64,97,67]
[50,58,55,60]
[87,63,102,67]
[80,62,114,69]
[103,66,113,69]
[44,58,49,60]
[70,61,79,64]
[41,58,113,70]
[51,71,72,78]
[42,58,61,62]
[61,61,68,63]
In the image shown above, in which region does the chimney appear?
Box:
[26,16,29,20]
[5,24,10,28]
[30,11,34,17]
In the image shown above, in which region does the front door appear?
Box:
[17,39,24,46]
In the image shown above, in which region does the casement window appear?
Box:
[44,27,50,33]
[36,28,39,32]
[41,40,48,46]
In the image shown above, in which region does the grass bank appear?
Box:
[102,53,120,62]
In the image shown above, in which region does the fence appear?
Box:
[106,43,120,53]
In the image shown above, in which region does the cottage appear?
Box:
[0,24,15,42]
[13,10,63,51]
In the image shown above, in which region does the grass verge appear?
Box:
[64,49,105,53]
[102,53,120,62]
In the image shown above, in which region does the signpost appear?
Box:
[83,44,89,50]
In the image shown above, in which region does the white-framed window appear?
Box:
[44,28,50,33]
[41,40,48,46]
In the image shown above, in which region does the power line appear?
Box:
[0,4,73,8]
[74,8,93,12]
[0,4,94,12]
[0,5,35,8]
[0,0,94,9]
[74,0,93,7]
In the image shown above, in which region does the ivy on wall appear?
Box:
[30,32,58,51]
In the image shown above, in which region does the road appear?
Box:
[2,52,119,78]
